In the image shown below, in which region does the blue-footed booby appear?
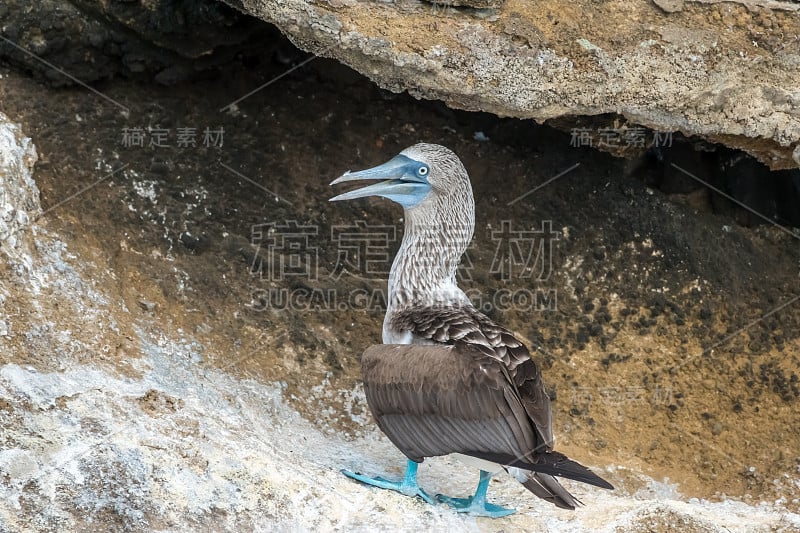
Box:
[330,143,612,517]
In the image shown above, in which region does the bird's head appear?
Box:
[329,143,471,210]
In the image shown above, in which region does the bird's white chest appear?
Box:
[381,325,413,345]
[381,323,437,346]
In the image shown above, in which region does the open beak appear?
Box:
[329,154,431,208]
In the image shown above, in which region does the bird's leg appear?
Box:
[436,470,516,518]
[342,459,435,504]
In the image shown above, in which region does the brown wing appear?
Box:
[361,343,613,491]
[390,305,554,449]
[361,343,539,463]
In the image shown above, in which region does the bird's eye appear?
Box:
[418,166,429,177]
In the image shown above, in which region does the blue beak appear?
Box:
[330,154,431,209]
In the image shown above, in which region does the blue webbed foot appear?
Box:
[435,494,515,518]
[436,470,516,518]
[342,459,435,504]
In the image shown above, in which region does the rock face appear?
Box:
[2,1,798,167]
[0,113,38,251]
[0,114,38,343]
[0,112,797,531]
[224,0,800,169]
[1,63,800,530]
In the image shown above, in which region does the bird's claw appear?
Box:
[341,468,435,505]
[436,493,516,518]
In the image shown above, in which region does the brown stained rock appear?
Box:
[225,0,800,169]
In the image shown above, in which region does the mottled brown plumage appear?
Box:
[363,305,612,510]
[391,304,553,448]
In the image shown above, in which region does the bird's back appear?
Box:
[387,303,555,449]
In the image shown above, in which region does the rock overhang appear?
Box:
[223,0,800,169]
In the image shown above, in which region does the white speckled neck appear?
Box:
[383,157,475,343]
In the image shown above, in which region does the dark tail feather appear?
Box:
[467,451,614,490]
[509,468,580,510]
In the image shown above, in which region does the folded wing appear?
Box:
[361,343,612,493]
[362,343,536,462]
